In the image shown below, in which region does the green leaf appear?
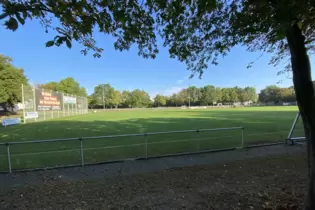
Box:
[22,11,27,19]
[297,22,303,29]
[5,18,18,31]
[66,39,72,48]
[55,37,66,46]
[45,41,55,47]
[73,32,79,40]
[15,13,25,25]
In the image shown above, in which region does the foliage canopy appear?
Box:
[40,77,87,96]
[0,54,28,110]
[1,0,314,76]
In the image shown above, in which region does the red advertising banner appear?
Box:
[35,89,62,111]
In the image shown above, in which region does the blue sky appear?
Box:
[1,19,313,97]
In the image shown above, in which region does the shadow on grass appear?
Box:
[0,110,300,140]
[0,110,302,171]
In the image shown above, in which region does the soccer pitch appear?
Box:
[0,106,303,171]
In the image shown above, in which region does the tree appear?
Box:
[129,89,151,108]
[221,88,239,104]
[39,82,58,91]
[168,93,185,107]
[0,54,28,111]
[259,85,282,103]
[215,88,222,103]
[187,86,201,106]
[39,78,87,96]
[2,0,315,207]
[92,84,115,108]
[178,89,190,106]
[259,86,296,103]
[221,88,230,103]
[234,87,249,103]
[56,77,87,96]
[87,95,97,108]
[121,90,132,108]
[244,87,257,102]
[78,87,87,97]
[200,85,216,105]
[280,87,296,102]
[154,94,167,107]
[229,88,239,103]
[110,90,122,108]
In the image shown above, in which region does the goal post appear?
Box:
[287,112,306,145]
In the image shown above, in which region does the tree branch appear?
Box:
[306,37,315,45]
[0,13,9,20]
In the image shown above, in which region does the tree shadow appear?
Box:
[0,109,300,141]
[0,109,301,171]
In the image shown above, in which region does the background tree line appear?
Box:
[88,84,258,108]
[88,84,300,108]
[88,84,151,108]
[39,77,87,97]
[163,86,257,107]
[258,85,296,103]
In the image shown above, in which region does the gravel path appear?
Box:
[0,146,307,209]
[0,144,305,188]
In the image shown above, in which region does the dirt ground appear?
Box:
[0,154,308,210]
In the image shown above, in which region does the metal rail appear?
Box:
[0,127,244,173]
[0,127,244,145]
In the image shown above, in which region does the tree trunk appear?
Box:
[286,23,315,210]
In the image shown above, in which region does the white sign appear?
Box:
[2,118,21,127]
[63,96,77,104]
[25,112,38,119]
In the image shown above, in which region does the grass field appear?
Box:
[0,106,304,171]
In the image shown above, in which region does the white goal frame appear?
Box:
[287,112,306,144]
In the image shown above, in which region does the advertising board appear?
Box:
[2,118,21,127]
[63,96,77,104]
[35,89,62,111]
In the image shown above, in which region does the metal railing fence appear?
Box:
[0,127,244,173]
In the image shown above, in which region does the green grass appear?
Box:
[0,106,304,171]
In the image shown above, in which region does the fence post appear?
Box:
[43,109,46,120]
[6,143,11,173]
[86,97,88,113]
[58,110,60,118]
[21,84,26,124]
[51,110,54,119]
[144,134,148,159]
[62,93,65,117]
[80,138,84,166]
[33,86,37,122]
[76,97,78,115]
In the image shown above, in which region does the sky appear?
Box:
[1,19,314,97]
